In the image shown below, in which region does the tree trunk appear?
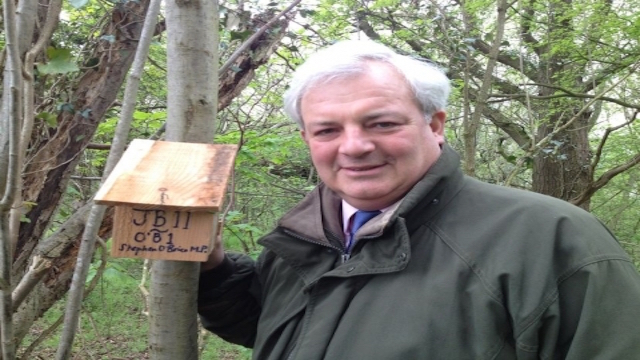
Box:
[15,0,152,277]
[148,0,218,358]
[530,0,593,210]
[532,110,592,209]
[11,4,288,352]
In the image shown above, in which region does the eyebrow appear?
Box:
[306,120,340,128]
[361,110,405,122]
[306,110,407,128]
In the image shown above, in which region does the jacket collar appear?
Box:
[260,144,465,283]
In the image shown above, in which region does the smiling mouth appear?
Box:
[342,164,383,172]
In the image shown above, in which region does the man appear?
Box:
[198,40,640,359]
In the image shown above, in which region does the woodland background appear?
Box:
[1,0,639,358]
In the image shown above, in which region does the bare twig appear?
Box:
[219,0,302,75]
[55,0,163,357]
[138,259,151,316]
[504,67,638,186]
[462,0,509,177]
[589,112,638,179]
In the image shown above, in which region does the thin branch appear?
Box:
[139,259,151,316]
[490,85,640,110]
[0,0,23,355]
[0,86,20,210]
[504,67,636,186]
[571,153,640,207]
[12,256,53,309]
[463,0,509,176]
[219,0,302,75]
[470,37,537,81]
[274,50,296,71]
[19,314,64,360]
[86,143,112,150]
[55,0,163,356]
[590,112,638,178]
[70,176,103,181]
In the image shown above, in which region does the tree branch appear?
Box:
[12,256,52,310]
[470,38,538,81]
[56,0,162,355]
[519,0,542,56]
[463,0,509,176]
[571,153,640,207]
[590,112,638,179]
[490,82,640,110]
[219,0,302,75]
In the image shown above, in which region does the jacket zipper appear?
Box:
[341,232,380,264]
[282,229,343,254]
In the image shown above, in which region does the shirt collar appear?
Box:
[341,200,398,238]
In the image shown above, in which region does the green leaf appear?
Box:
[56,102,75,113]
[36,111,58,128]
[230,30,253,42]
[37,47,79,75]
[100,34,116,43]
[67,185,82,197]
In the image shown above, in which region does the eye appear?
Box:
[314,128,337,136]
[371,122,398,129]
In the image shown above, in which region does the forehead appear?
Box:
[299,63,418,119]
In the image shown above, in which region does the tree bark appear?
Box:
[16,0,152,277]
[1,0,28,355]
[148,0,218,358]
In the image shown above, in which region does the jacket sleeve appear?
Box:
[516,258,640,359]
[198,252,262,348]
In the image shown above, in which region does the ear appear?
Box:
[429,111,446,144]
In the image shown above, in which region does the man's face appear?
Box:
[300,62,445,210]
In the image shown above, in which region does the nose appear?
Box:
[339,127,375,157]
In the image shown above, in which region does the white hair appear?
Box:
[283,40,451,129]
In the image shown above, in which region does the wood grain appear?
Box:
[95,139,237,211]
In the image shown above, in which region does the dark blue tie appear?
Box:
[347,210,381,251]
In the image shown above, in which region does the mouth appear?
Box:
[341,164,385,173]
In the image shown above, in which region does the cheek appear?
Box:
[308,143,334,165]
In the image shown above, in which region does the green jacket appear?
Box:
[198,145,640,359]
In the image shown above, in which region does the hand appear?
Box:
[201,220,225,272]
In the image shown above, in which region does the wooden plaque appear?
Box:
[112,206,216,261]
